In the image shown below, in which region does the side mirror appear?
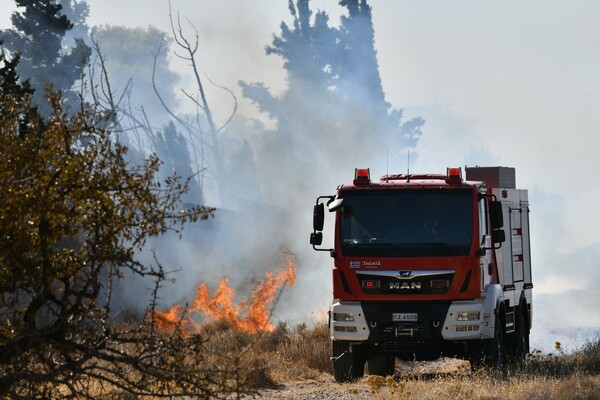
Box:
[310,232,323,246]
[492,229,506,244]
[311,195,336,255]
[313,203,325,231]
[490,201,504,230]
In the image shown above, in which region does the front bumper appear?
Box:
[330,299,484,343]
[441,301,485,340]
[329,300,370,340]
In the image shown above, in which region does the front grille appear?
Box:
[358,271,454,295]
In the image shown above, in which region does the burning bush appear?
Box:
[153,254,296,336]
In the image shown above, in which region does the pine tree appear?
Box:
[337,0,386,111]
[0,43,33,98]
[0,0,91,114]
[266,0,338,95]
[241,0,423,200]
[154,121,204,204]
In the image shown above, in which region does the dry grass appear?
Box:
[199,320,333,383]
[197,321,600,399]
[364,333,600,400]
[254,323,600,399]
[30,320,600,399]
[364,373,600,400]
[266,321,332,379]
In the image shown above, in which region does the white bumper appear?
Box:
[441,300,485,340]
[329,299,486,342]
[330,300,370,340]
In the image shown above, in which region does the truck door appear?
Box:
[479,192,492,290]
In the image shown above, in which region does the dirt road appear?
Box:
[257,358,470,399]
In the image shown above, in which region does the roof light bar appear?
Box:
[446,167,463,184]
[353,168,371,185]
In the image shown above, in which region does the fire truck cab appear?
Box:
[310,166,532,382]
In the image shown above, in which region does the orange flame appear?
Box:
[152,253,296,335]
[153,304,192,335]
[238,259,296,333]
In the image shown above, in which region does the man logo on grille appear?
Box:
[390,282,421,290]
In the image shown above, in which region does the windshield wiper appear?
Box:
[345,242,405,248]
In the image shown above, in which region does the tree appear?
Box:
[0,0,91,114]
[165,4,240,208]
[153,121,204,204]
[0,42,33,99]
[240,0,423,202]
[90,25,180,119]
[0,49,257,399]
[57,0,91,48]
[337,0,386,110]
[264,0,338,99]
[90,25,211,205]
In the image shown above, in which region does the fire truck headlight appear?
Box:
[333,312,354,322]
[457,311,480,321]
[456,325,480,332]
[334,326,357,333]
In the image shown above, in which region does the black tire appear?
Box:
[513,306,529,362]
[486,313,504,369]
[332,340,365,382]
[367,354,395,377]
[467,341,486,370]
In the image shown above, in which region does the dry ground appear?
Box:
[17,320,598,399]
[257,373,600,400]
[257,358,600,400]
[249,323,600,400]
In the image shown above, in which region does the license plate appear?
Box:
[393,313,418,322]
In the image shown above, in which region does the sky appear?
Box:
[2,0,599,350]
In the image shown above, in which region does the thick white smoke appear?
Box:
[3,0,597,351]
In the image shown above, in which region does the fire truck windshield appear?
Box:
[339,189,473,257]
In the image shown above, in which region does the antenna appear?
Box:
[407,150,410,182]
[386,148,389,182]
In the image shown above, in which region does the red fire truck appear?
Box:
[310,166,532,382]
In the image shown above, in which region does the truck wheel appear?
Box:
[367,354,395,377]
[486,314,504,369]
[467,342,485,370]
[513,307,529,362]
[332,340,365,382]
